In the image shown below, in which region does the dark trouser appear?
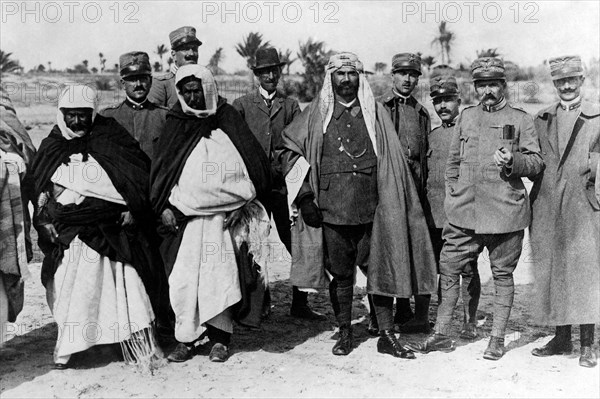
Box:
[555,324,596,347]
[435,223,523,338]
[206,324,231,346]
[323,223,393,328]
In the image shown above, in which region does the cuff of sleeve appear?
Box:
[590,152,600,181]
[505,152,522,177]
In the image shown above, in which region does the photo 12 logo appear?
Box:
[198,1,340,24]
[1,1,140,24]
[399,1,540,24]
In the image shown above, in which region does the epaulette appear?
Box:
[430,125,443,134]
[508,103,527,113]
[460,104,477,114]
[153,71,174,81]
[148,101,169,111]
[98,102,122,112]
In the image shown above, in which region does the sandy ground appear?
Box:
[1,86,599,398]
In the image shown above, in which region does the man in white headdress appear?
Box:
[279,52,437,357]
[31,84,162,369]
[150,65,272,363]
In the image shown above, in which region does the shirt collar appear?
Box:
[559,96,582,112]
[482,96,507,112]
[442,120,456,128]
[259,86,277,101]
[392,90,414,105]
[125,96,150,110]
[333,98,360,119]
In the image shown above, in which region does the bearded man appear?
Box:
[151,65,272,363]
[30,85,163,369]
[279,53,437,358]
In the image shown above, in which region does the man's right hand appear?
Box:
[41,223,58,244]
[161,209,178,233]
[298,194,323,228]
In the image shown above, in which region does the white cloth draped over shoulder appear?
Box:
[46,155,154,363]
[168,128,268,343]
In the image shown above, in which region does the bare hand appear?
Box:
[41,223,58,244]
[161,209,178,233]
[120,211,135,227]
[494,147,513,168]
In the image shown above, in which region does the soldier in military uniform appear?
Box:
[377,53,432,334]
[148,26,202,109]
[232,48,324,321]
[427,68,481,340]
[100,51,168,160]
[407,58,544,360]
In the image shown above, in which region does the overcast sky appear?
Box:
[1,0,599,73]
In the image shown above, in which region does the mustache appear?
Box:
[438,108,450,113]
[133,86,145,91]
[482,93,497,101]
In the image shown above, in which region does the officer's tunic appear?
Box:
[147,71,178,109]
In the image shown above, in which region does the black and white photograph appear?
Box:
[1,0,599,397]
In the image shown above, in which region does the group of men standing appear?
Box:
[1,24,598,371]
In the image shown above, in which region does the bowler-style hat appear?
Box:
[252,48,286,71]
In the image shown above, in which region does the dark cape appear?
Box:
[29,115,166,316]
[150,99,272,323]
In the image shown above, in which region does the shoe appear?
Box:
[531,336,573,357]
[208,343,229,363]
[579,346,598,368]
[483,336,505,361]
[405,333,455,354]
[53,363,68,370]
[397,319,432,334]
[290,304,327,321]
[167,343,193,363]
[332,325,353,356]
[367,314,379,337]
[377,330,416,359]
[459,323,478,340]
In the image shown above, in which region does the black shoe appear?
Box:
[397,319,432,334]
[579,346,598,368]
[290,304,327,321]
[208,343,229,363]
[167,343,193,363]
[377,330,415,359]
[483,336,505,361]
[367,314,379,337]
[332,325,353,356]
[459,323,478,340]
[405,333,455,354]
[53,362,68,370]
[531,336,573,357]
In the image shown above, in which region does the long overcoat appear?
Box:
[530,101,600,325]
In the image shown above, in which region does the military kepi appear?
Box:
[548,55,583,80]
[471,57,505,81]
[391,53,422,75]
[169,26,202,50]
[119,51,152,78]
[429,75,459,99]
[252,48,286,71]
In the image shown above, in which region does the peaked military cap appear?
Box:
[391,53,422,75]
[430,75,459,99]
[548,55,583,80]
[252,48,286,70]
[471,57,505,81]
[119,51,152,78]
[169,26,202,51]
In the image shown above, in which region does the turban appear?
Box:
[175,64,219,118]
[56,84,97,140]
[319,52,377,154]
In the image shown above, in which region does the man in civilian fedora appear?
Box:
[407,57,544,360]
[148,26,202,109]
[377,52,433,335]
[100,51,168,160]
[427,67,481,341]
[530,55,599,368]
[233,48,324,321]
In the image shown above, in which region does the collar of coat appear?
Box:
[379,89,429,117]
[537,101,600,120]
[480,96,507,112]
[252,88,285,103]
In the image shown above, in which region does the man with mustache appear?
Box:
[377,53,433,335]
[232,48,324,322]
[279,52,436,358]
[408,57,544,360]
[529,55,599,368]
[100,52,168,160]
[427,68,481,340]
[148,26,202,109]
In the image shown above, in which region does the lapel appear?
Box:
[558,114,584,169]
[252,90,270,117]
[269,94,283,119]
[538,103,559,158]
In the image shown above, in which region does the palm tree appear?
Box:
[99,52,106,73]
[374,62,387,75]
[1,50,21,75]
[156,44,168,71]
[208,47,224,75]
[297,38,334,101]
[235,32,270,69]
[476,48,501,58]
[421,55,437,74]
[431,21,455,65]
[47,61,52,72]
[167,57,173,71]
[278,49,296,75]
